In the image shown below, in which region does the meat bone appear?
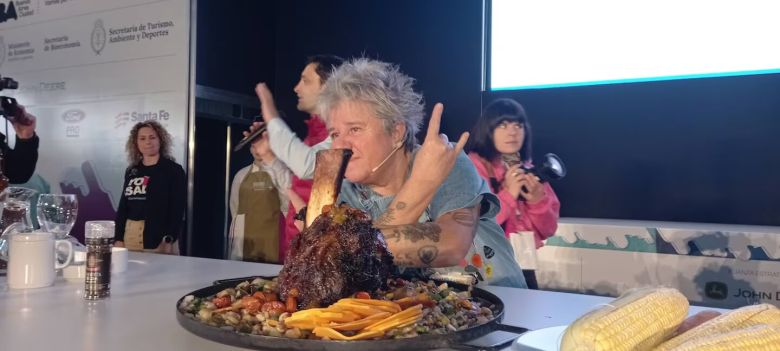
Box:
[305,149,353,227]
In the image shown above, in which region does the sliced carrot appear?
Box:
[329,312,391,331]
[338,298,401,311]
[366,314,422,333]
[313,327,384,341]
[330,303,385,317]
[364,305,422,331]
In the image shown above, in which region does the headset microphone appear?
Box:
[370,142,403,173]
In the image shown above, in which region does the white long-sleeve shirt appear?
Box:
[266,117,332,180]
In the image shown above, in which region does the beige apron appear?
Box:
[235,169,281,263]
[124,219,179,254]
[124,219,147,251]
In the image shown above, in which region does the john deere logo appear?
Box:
[704,281,728,300]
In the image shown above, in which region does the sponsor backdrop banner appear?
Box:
[530,220,780,309]
[0,0,190,241]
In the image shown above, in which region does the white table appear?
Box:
[0,253,721,351]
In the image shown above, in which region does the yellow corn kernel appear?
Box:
[560,287,689,351]
[665,324,780,351]
[656,303,780,351]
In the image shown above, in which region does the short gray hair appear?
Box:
[318,58,424,151]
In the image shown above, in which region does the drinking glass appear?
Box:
[0,187,37,265]
[1,187,36,231]
[36,194,78,240]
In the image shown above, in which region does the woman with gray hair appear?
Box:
[319,58,527,288]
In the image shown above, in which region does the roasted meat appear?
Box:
[278,149,395,307]
[279,204,395,307]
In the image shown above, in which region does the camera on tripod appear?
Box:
[0,74,31,126]
[0,75,19,91]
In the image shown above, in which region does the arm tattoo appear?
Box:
[374,208,394,227]
[385,229,401,243]
[384,223,441,243]
[393,253,416,267]
[451,207,477,227]
[402,223,441,243]
[418,245,438,266]
[393,247,439,267]
[374,201,408,227]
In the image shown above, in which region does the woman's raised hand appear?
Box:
[410,103,469,187]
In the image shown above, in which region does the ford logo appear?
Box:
[62,109,86,123]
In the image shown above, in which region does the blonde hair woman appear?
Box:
[114,121,185,254]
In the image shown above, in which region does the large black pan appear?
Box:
[176,276,528,351]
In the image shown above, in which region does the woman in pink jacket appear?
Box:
[467,98,560,249]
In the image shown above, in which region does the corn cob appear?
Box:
[663,324,780,351]
[655,303,780,351]
[560,287,689,351]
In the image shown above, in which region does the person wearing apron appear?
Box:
[228,132,291,263]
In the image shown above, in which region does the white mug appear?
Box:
[7,231,74,289]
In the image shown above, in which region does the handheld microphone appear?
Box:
[370,142,403,173]
[233,124,267,152]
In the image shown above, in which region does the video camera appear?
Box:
[523,153,566,183]
[0,74,30,125]
[0,75,19,91]
[502,152,567,200]
[503,152,567,183]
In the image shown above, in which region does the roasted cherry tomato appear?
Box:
[252,291,267,302]
[355,291,371,299]
[212,296,231,309]
[241,296,262,314]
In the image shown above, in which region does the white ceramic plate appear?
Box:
[512,325,567,351]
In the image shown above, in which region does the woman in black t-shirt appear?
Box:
[114,121,185,254]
